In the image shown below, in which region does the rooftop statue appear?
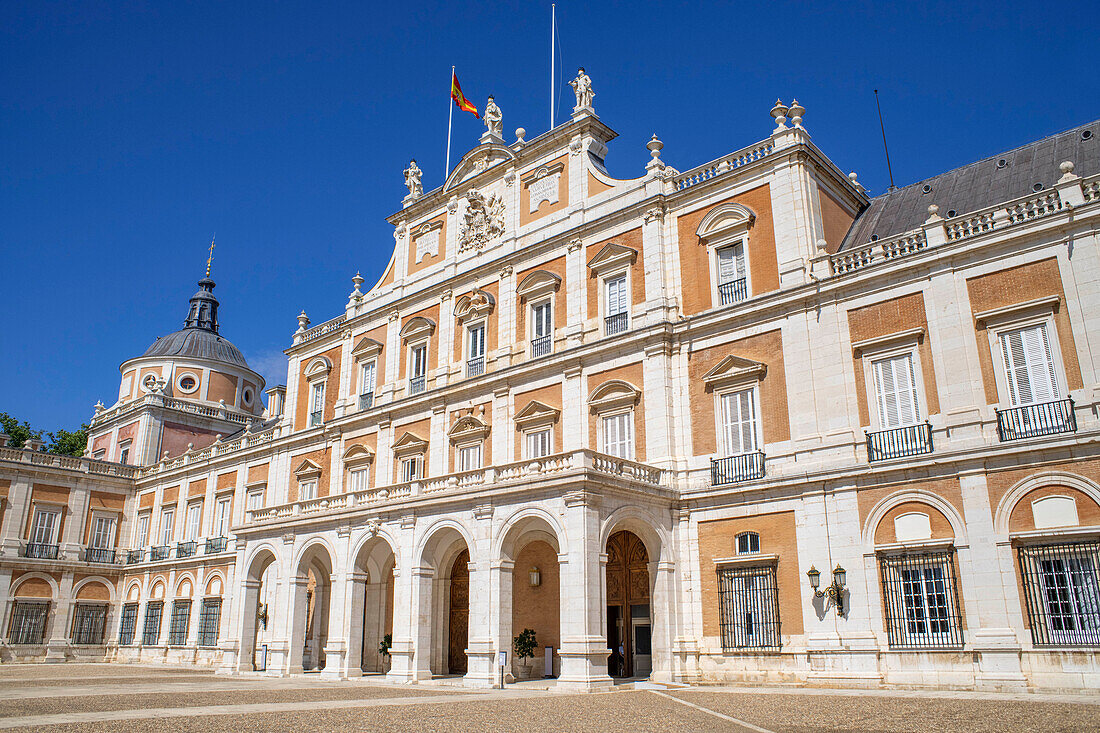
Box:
[483,96,503,138]
[404,159,423,199]
[569,67,594,111]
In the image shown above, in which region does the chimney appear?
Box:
[265,385,287,419]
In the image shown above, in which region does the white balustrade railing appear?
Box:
[829,230,928,276]
[1081,178,1099,203]
[296,314,347,345]
[0,446,140,478]
[672,140,774,191]
[91,393,252,428]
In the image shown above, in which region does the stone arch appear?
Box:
[294,536,339,576]
[149,579,166,601]
[175,574,195,598]
[695,202,756,241]
[239,545,279,672]
[495,506,565,561]
[417,519,476,572]
[352,532,399,675]
[291,538,336,672]
[204,572,226,597]
[125,580,143,602]
[993,471,1100,535]
[415,520,475,678]
[11,572,58,599]
[862,490,967,550]
[600,506,668,561]
[73,577,116,603]
[303,356,333,378]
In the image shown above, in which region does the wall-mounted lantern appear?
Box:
[806,564,846,614]
[529,566,541,587]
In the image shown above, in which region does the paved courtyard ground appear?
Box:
[0,664,1096,732]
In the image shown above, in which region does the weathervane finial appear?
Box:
[205,234,216,277]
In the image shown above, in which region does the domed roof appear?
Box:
[140,276,251,370]
[142,328,249,367]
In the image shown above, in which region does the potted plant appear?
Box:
[378,633,392,673]
[512,628,537,680]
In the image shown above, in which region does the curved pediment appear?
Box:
[453,289,496,320]
[443,143,517,192]
[587,379,641,411]
[400,316,436,341]
[448,414,490,444]
[304,356,333,378]
[516,270,562,300]
[696,202,756,242]
[342,443,375,465]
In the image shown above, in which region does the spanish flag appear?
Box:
[451,71,479,118]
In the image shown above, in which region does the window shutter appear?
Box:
[873,354,919,428]
[720,389,757,455]
[361,362,375,394]
[716,244,744,284]
[607,276,627,316]
[1000,325,1058,406]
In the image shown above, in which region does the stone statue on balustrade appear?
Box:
[403,159,423,200]
[569,67,594,111]
[483,96,503,139]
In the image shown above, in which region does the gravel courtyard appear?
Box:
[0,664,1096,732]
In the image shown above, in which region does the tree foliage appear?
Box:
[0,412,88,456]
[512,628,538,660]
[0,412,39,449]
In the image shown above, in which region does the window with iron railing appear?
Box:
[168,600,192,646]
[531,301,553,357]
[25,542,59,559]
[142,601,163,645]
[359,392,374,411]
[176,541,197,558]
[358,361,376,411]
[151,545,171,561]
[530,335,552,358]
[605,275,629,335]
[715,243,747,306]
[604,312,628,336]
[879,550,964,649]
[409,344,427,394]
[467,323,486,378]
[308,380,325,427]
[7,601,49,645]
[127,548,145,564]
[205,537,228,554]
[711,452,766,485]
[197,598,222,647]
[84,547,116,563]
[118,603,139,645]
[717,278,747,305]
[996,398,1076,441]
[1017,540,1100,647]
[466,357,485,378]
[71,604,107,645]
[717,564,780,650]
[866,423,933,462]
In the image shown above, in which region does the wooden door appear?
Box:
[448,549,470,675]
[605,531,650,677]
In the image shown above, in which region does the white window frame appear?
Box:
[30,507,61,545]
[400,455,423,483]
[134,512,150,547]
[712,240,749,306]
[714,385,762,457]
[359,360,377,403]
[524,427,553,459]
[530,298,554,352]
[991,316,1064,407]
[855,334,929,432]
[466,320,487,376]
[408,341,428,393]
[457,442,483,472]
[246,487,265,512]
[185,502,203,541]
[213,498,231,537]
[91,513,117,549]
[603,272,630,322]
[117,440,132,465]
[308,379,326,427]
[348,466,369,493]
[599,408,635,460]
[160,508,175,546]
[298,479,318,502]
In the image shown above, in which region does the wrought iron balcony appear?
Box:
[866,422,934,463]
[530,335,552,358]
[205,537,228,554]
[467,356,485,378]
[126,548,145,564]
[176,541,197,558]
[84,547,116,564]
[996,398,1076,441]
[711,451,766,485]
[150,545,171,561]
[605,312,629,336]
[358,392,374,411]
[409,374,426,394]
[308,409,322,427]
[718,277,747,305]
[24,542,59,560]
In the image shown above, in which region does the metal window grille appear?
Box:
[466,356,485,377]
[197,599,222,647]
[717,564,781,650]
[176,541,197,558]
[866,423,934,462]
[358,391,374,411]
[409,374,426,394]
[604,312,628,335]
[118,603,139,645]
[879,550,965,649]
[24,542,59,559]
[151,545,171,561]
[717,277,747,305]
[142,601,163,645]
[711,451,766,485]
[84,547,116,563]
[8,601,49,644]
[996,398,1076,441]
[530,334,552,358]
[168,600,192,646]
[1017,540,1100,647]
[205,537,228,554]
[71,604,107,645]
[309,409,322,427]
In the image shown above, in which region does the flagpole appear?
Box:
[446,66,455,181]
[550,4,556,130]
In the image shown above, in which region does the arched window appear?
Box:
[736,531,760,555]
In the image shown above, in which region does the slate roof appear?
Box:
[142,328,249,368]
[840,119,1100,250]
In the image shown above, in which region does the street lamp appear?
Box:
[806,564,846,615]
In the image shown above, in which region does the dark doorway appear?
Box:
[448,549,470,675]
[605,530,650,677]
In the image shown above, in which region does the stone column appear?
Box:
[464,505,495,686]
[642,343,676,468]
[45,574,74,662]
[565,239,586,346]
[283,573,310,675]
[496,266,517,367]
[556,490,612,689]
[321,569,349,680]
[438,291,454,386]
[0,477,31,557]
[489,558,514,687]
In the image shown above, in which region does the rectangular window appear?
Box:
[160,509,175,546]
[168,600,192,646]
[605,275,629,335]
[246,488,265,512]
[309,381,325,426]
[142,601,163,645]
[118,603,139,645]
[999,323,1058,406]
[531,301,553,357]
[31,509,59,545]
[91,515,117,549]
[872,353,920,428]
[410,344,427,393]
[186,503,202,541]
[717,564,781,650]
[401,456,422,483]
[71,604,108,645]
[525,428,552,459]
[118,442,131,465]
[197,598,222,647]
[715,244,747,305]
[213,498,230,537]
[8,601,49,644]
[601,411,634,459]
[1017,540,1100,647]
[298,480,317,501]
[135,513,150,547]
[359,361,376,409]
[467,323,486,377]
[879,550,964,648]
[349,467,369,493]
[719,388,758,456]
[458,444,482,472]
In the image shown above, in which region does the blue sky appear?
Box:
[2,0,1096,431]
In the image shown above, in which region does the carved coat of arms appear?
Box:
[458,189,505,252]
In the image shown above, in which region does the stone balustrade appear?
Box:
[0,446,139,478]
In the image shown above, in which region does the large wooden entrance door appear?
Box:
[447,549,470,675]
[606,531,650,677]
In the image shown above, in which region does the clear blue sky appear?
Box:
[2,0,1096,432]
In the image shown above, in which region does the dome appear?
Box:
[142,328,249,368]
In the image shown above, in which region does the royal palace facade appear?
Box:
[2,85,1100,692]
